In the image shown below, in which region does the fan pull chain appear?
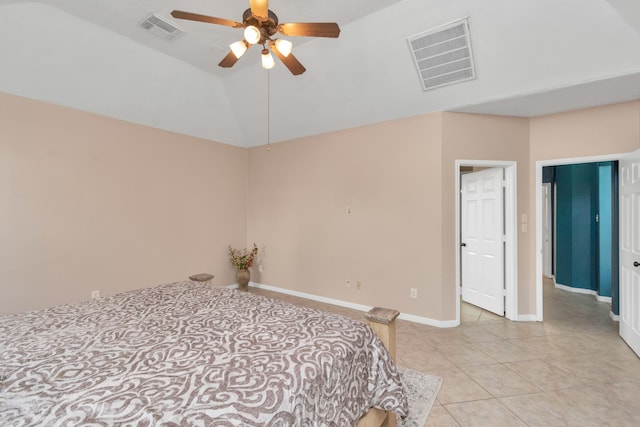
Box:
[266,70,271,152]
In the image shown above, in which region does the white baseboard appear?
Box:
[554,282,612,304]
[400,312,459,328]
[248,282,457,328]
[610,311,620,321]
[517,314,539,321]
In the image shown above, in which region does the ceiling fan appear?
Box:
[171,0,340,75]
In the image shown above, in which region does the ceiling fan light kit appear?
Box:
[261,49,275,69]
[230,40,249,59]
[274,39,292,57]
[243,25,262,45]
[171,0,340,75]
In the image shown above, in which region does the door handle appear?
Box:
[634,261,640,267]
[461,243,467,247]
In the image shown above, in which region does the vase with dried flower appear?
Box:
[228,243,258,292]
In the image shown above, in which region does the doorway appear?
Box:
[535,154,621,321]
[542,162,618,309]
[455,160,518,324]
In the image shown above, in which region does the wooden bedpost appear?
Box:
[358,307,401,427]
[365,307,400,361]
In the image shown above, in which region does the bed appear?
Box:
[0,281,407,426]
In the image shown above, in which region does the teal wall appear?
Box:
[550,162,617,307]
[555,164,598,291]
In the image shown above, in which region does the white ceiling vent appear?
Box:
[140,13,185,41]
[408,18,476,91]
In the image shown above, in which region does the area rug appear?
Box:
[398,367,443,427]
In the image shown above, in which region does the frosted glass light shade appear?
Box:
[275,39,292,57]
[230,40,248,58]
[261,49,275,69]
[244,26,261,44]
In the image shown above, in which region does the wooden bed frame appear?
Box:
[357,307,401,427]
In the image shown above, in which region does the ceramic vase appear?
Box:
[236,268,250,292]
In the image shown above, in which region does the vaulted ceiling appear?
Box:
[2,0,640,147]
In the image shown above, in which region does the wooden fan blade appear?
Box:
[218,50,240,68]
[271,46,306,75]
[249,0,269,21]
[277,22,340,38]
[171,10,244,28]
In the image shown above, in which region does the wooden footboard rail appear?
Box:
[357,307,401,427]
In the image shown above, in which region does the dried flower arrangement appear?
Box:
[228,243,258,270]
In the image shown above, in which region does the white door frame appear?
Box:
[455,160,518,323]
[542,182,553,278]
[535,153,625,321]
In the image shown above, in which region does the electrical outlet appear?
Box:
[346,206,352,214]
[91,290,100,299]
[346,280,351,288]
[410,288,418,299]
[356,281,362,290]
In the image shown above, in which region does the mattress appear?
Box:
[0,281,407,426]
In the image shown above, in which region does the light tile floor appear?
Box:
[249,278,640,426]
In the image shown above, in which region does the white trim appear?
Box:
[554,282,612,303]
[400,313,459,328]
[517,314,539,321]
[610,311,620,321]
[554,282,596,294]
[597,295,613,304]
[250,281,371,312]
[455,160,518,323]
[535,153,626,323]
[535,165,544,321]
[505,164,518,320]
[542,182,553,277]
[248,282,457,328]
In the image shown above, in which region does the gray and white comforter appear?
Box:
[0,282,407,426]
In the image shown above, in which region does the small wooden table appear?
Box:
[189,273,214,285]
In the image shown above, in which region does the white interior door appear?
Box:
[619,148,640,357]
[461,168,505,316]
[542,183,552,277]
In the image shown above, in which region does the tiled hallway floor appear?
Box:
[250,278,640,426]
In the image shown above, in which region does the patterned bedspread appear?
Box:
[0,282,407,426]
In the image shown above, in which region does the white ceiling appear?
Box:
[1,0,639,147]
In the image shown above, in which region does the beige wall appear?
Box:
[530,101,640,162]
[0,92,248,314]
[247,112,531,321]
[441,113,530,318]
[247,113,445,319]
[3,91,638,321]
[248,104,640,322]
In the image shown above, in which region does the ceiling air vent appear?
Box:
[140,13,185,41]
[407,18,476,91]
